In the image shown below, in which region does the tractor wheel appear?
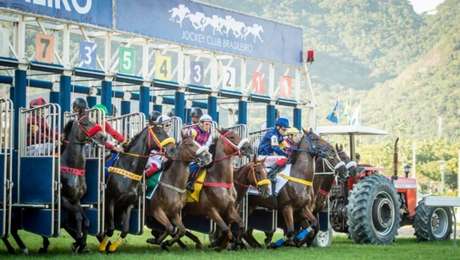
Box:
[312,226,333,247]
[347,175,400,244]
[413,199,452,241]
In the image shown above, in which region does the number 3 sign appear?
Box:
[35,33,55,63]
[79,41,97,69]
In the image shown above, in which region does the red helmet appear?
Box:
[29,97,47,108]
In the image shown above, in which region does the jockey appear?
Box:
[92,104,125,152]
[258,117,291,194]
[190,107,203,124]
[144,111,172,180]
[26,97,57,155]
[186,114,213,192]
[282,127,299,156]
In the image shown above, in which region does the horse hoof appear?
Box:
[21,248,29,255]
[38,247,47,254]
[195,244,203,250]
[146,238,158,245]
[160,242,169,251]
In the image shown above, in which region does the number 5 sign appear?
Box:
[35,33,55,63]
[119,47,136,75]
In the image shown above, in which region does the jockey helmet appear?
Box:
[156,115,172,129]
[149,110,162,124]
[199,114,213,123]
[29,97,47,108]
[190,107,203,119]
[275,117,290,129]
[93,104,108,115]
[72,98,88,114]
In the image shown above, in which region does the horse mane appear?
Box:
[123,126,147,152]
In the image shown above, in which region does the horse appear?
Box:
[97,123,178,253]
[245,129,348,248]
[145,131,213,250]
[166,129,252,251]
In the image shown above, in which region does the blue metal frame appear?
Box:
[266,104,276,128]
[59,75,71,114]
[87,96,97,108]
[238,100,247,124]
[121,100,131,115]
[101,80,113,115]
[13,69,26,148]
[294,108,301,129]
[207,95,217,121]
[139,86,150,117]
[174,91,185,121]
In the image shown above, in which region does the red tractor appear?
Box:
[313,125,454,246]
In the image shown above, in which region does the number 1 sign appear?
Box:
[35,33,55,63]
[252,71,265,94]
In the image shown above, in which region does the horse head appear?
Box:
[217,128,252,157]
[251,155,270,198]
[74,112,108,146]
[302,128,347,178]
[179,130,212,166]
[335,143,358,177]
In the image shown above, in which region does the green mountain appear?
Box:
[204,0,460,139]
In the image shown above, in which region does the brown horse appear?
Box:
[245,129,348,247]
[145,131,213,249]
[173,129,252,250]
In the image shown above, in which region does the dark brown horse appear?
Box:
[59,111,108,253]
[98,124,176,253]
[245,129,348,247]
[175,129,252,250]
[145,131,213,249]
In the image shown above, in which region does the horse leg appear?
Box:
[108,205,134,253]
[10,227,28,255]
[243,228,262,248]
[61,197,85,253]
[183,230,203,249]
[207,208,231,251]
[2,237,16,254]
[146,230,169,245]
[162,213,187,250]
[38,236,50,254]
[152,207,176,251]
[99,198,115,252]
[264,231,274,247]
[279,206,295,247]
[227,207,245,250]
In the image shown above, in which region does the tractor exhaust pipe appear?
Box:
[392,137,399,181]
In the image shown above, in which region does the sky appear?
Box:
[409,0,446,14]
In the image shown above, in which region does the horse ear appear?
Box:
[302,128,308,134]
[181,129,190,138]
[335,143,339,151]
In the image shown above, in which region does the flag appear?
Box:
[349,104,361,126]
[326,100,339,124]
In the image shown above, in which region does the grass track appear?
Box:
[1,230,459,260]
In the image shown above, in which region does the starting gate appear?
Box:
[0,98,13,238]
[106,112,145,235]
[167,116,183,143]
[16,103,61,237]
[246,128,278,233]
[64,108,105,236]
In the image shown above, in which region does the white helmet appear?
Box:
[199,114,213,123]
[155,115,171,124]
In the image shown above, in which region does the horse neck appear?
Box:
[161,146,189,188]
[234,165,250,199]
[207,138,233,183]
[61,126,85,168]
[116,129,149,174]
[291,139,314,182]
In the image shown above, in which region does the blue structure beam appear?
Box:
[139,85,150,117]
[207,94,218,121]
[266,103,276,128]
[13,68,27,148]
[294,107,302,130]
[101,79,113,115]
[175,89,185,121]
[238,99,248,125]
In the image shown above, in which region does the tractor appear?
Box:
[313,125,454,246]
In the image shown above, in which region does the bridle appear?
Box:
[235,161,271,188]
[213,130,249,163]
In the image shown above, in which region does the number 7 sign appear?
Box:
[35,33,55,63]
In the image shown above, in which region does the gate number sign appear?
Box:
[119,47,136,75]
[190,61,204,84]
[155,54,172,81]
[279,75,293,98]
[35,33,55,63]
[79,41,97,69]
[252,71,265,94]
[222,66,236,88]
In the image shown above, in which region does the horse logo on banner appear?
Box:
[168,3,264,43]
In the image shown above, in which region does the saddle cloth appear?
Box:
[248,164,292,196]
[186,169,207,203]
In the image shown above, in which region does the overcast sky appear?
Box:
[409,0,445,13]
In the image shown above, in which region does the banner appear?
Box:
[0,0,112,28]
[116,0,303,65]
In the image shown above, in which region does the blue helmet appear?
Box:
[275,117,290,128]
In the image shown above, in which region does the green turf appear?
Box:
[1,230,459,260]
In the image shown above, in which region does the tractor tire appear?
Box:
[413,199,453,241]
[347,175,400,244]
